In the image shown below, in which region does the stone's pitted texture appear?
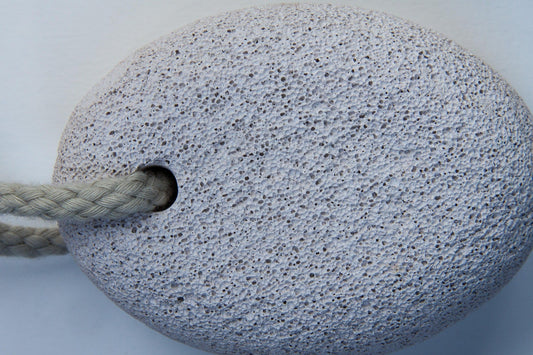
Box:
[53,4,533,354]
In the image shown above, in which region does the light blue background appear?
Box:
[1,1,532,354]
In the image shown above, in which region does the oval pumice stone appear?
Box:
[53,3,533,354]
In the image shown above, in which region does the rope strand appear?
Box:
[0,168,176,257]
[0,222,67,257]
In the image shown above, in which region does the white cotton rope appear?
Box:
[0,223,66,257]
[0,169,176,258]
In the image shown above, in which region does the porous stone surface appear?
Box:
[53,4,533,354]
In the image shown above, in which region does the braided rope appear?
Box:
[0,170,173,221]
[0,222,67,257]
[0,168,176,257]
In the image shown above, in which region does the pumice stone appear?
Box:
[53,3,533,354]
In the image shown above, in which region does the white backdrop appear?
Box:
[1,1,532,354]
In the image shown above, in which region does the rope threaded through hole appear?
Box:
[0,168,177,257]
